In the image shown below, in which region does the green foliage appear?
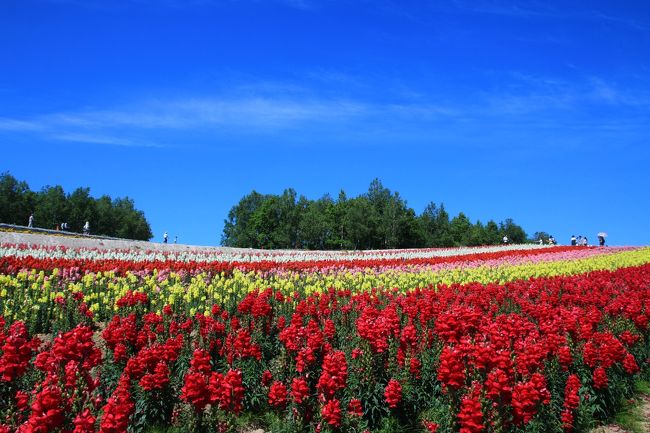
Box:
[222,179,533,249]
[0,172,152,240]
[612,380,650,433]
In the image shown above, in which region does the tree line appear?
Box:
[0,172,153,240]
[222,179,532,249]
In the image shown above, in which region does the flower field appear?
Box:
[0,242,649,433]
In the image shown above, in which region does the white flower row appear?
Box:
[0,243,552,264]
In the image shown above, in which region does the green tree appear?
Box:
[0,173,152,240]
[221,180,532,250]
[68,187,96,232]
[35,185,67,230]
[485,220,501,245]
[468,221,488,246]
[327,190,350,249]
[112,197,153,240]
[450,212,472,246]
[221,191,267,247]
[434,203,454,247]
[500,218,528,244]
[343,197,373,249]
[298,195,335,250]
[0,172,33,225]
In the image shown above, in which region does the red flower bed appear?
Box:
[0,263,648,433]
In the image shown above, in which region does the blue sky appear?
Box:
[1,0,649,246]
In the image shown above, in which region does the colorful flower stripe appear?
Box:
[0,242,554,264]
[1,247,649,330]
[311,246,634,275]
[0,261,648,433]
[0,245,598,275]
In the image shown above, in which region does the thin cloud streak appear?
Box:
[1,74,648,148]
[0,118,44,132]
[50,132,161,148]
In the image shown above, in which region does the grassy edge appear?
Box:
[612,380,650,433]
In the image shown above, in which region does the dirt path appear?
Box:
[0,230,261,253]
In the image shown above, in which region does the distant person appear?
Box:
[28,213,34,228]
[83,221,90,235]
[163,231,168,244]
[538,238,543,245]
[174,236,177,244]
[502,235,509,244]
[582,236,588,246]
[577,235,583,246]
[549,235,556,245]
[598,235,605,246]
[570,235,577,246]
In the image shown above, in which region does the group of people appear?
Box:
[27,214,90,235]
[537,235,557,245]
[570,234,606,246]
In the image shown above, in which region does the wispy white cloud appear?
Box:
[446,1,649,32]
[49,132,158,147]
[447,0,558,18]
[39,97,371,130]
[0,94,460,147]
[0,117,44,131]
[1,74,648,148]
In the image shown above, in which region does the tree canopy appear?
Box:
[0,172,153,240]
[222,179,532,249]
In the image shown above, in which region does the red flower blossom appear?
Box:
[593,367,608,389]
[261,370,273,386]
[269,381,288,408]
[181,372,212,411]
[99,376,134,433]
[73,408,96,433]
[321,399,342,427]
[384,379,402,409]
[317,351,348,399]
[291,377,310,404]
[562,374,581,431]
[438,346,465,389]
[0,321,40,382]
[457,393,484,433]
[558,346,572,370]
[511,374,550,426]
[409,357,422,378]
[139,361,170,391]
[423,421,439,433]
[348,398,363,417]
[15,390,29,411]
[623,353,640,374]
